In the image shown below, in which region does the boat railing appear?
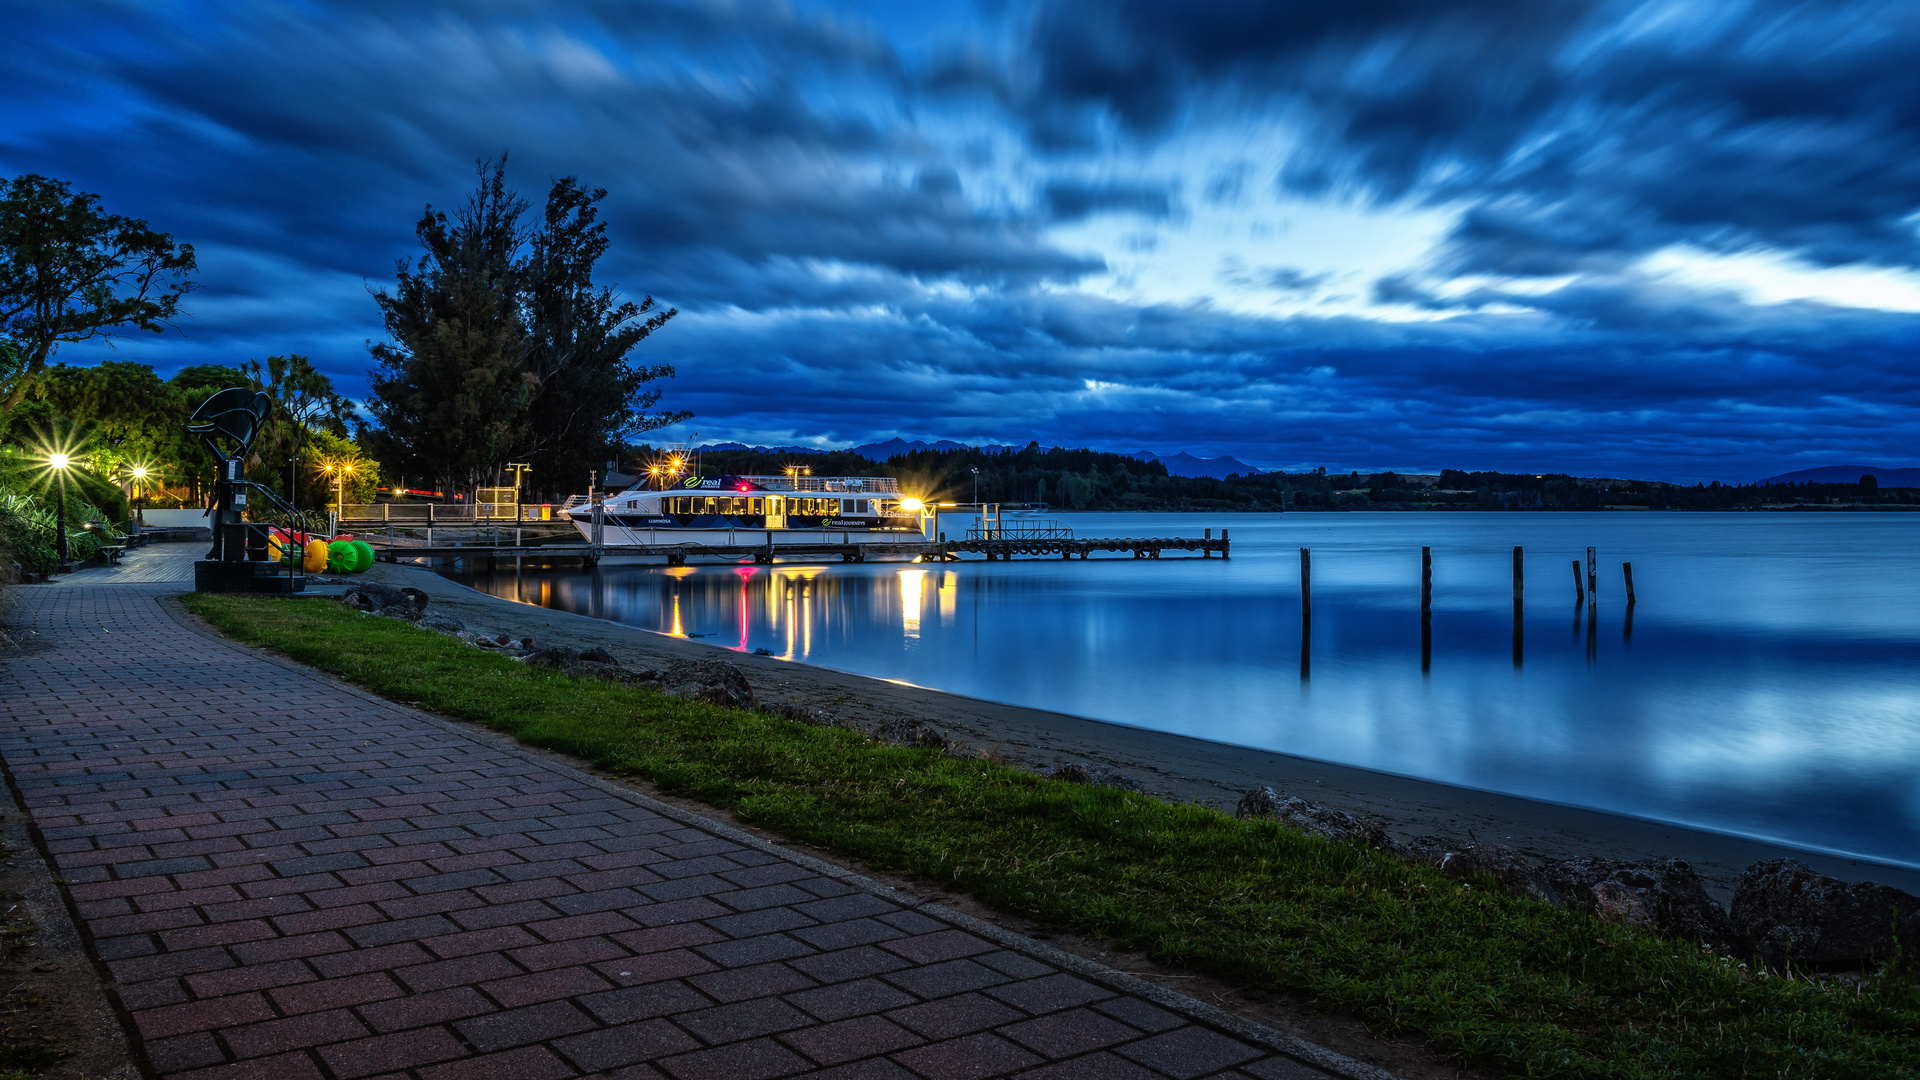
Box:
[336,502,570,524]
[730,475,901,494]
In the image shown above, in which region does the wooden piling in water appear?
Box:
[1586,546,1597,600]
[1513,546,1523,668]
[1300,547,1312,616]
[1421,546,1432,615]
[1572,559,1584,603]
[1623,561,1637,606]
[1513,546,1523,605]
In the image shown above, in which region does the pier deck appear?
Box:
[364,534,1230,566]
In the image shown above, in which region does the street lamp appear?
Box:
[49,452,71,565]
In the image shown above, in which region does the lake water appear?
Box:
[437,512,1920,869]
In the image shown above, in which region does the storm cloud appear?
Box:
[5,0,1920,481]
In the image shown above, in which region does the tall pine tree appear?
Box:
[366,159,680,502]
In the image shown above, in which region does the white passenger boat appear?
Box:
[561,473,934,548]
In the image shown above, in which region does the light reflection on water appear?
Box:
[442,512,1920,867]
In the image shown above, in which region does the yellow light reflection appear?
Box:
[898,569,926,640]
[939,571,956,627]
[670,591,685,638]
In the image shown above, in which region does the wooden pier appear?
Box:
[366,532,1230,567]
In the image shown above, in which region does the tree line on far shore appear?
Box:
[683,444,1919,512]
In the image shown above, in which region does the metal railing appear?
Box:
[966,519,1074,541]
[336,503,563,524]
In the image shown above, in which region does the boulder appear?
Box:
[1048,762,1141,791]
[761,701,844,728]
[341,584,429,614]
[1235,786,1391,849]
[525,646,583,669]
[580,646,617,665]
[1731,859,1920,968]
[417,612,464,634]
[877,717,948,749]
[658,659,755,710]
[1434,844,1562,905]
[1548,858,1740,954]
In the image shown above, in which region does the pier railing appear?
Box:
[965,520,1074,541]
[336,503,563,524]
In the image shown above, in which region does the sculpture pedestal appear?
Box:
[193,561,306,594]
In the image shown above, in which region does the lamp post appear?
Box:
[49,452,71,564]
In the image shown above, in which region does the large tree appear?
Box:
[367,159,536,498]
[0,174,198,417]
[522,177,683,496]
[365,158,681,501]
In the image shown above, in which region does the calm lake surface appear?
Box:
[438,512,1920,868]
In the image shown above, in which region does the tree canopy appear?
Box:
[0,174,198,416]
[366,158,681,500]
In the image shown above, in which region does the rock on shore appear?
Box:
[1732,859,1920,967]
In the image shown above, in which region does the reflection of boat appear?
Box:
[563,474,935,547]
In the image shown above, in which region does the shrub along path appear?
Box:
[0,565,1362,1079]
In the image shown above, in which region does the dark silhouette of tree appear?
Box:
[0,174,198,417]
[367,158,535,499]
[522,177,681,498]
[365,158,682,501]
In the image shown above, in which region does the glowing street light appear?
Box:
[47,451,72,564]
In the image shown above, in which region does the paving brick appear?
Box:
[579,979,716,1024]
[888,993,1028,1039]
[997,1008,1139,1058]
[694,932,813,968]
[480,964,614,1007]
[985,974,1114,1016]
[1237,1056,1337,1079]
[317,1025,471,1078]
[1014,1051,1165,1079]
[1113,1027,1262,1079]
[359,985,497,1032]
[184,958,318,998]
[553,1019,704,1071]
[173,1050,328,1080]
[793,917,909,951]
[143,1031,226,1073]
[780,1014,923,1066]
[418,1045,577,1080]
[977,951,1055,980]
[422,924,542,959]
[658,1036,813,1080]
[791,944,913,983]
[454,999,598,1051]
[883,930,999,965]
[223,1007,370,1059]
[1091,998,1185,1034]
[133,991,275,1039]
[705,906,818,939]
[269,971,404,1015]
[781,970,922,1023]
[884,958,1011,999]
[891,1032,1042,1080]
[676,997,815,1045]
[392,951,524,993]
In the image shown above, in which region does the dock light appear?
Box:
[899,498,924,513]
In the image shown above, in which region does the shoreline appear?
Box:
[364,558,1920,903]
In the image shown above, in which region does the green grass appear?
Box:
[183,594,1920,1079]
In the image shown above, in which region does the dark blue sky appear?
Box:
[8,0,1920,481]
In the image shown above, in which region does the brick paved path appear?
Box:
[1,564,1371,1080]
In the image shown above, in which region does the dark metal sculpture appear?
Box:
[187,387,274,561]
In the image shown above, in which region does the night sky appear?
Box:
[8,0,1920,481]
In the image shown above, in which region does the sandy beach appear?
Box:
[362,557,1920,903]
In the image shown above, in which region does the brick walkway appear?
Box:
[0,558,1373,1080]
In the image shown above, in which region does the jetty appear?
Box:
[363,531,1231,567]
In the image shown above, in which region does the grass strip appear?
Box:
[182,594,1919,1080]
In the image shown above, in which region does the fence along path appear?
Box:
[0,549,1379,1080]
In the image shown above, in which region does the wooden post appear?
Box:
[1421,547,1432,616]
[1623,562,1637,606]
[1203,527,1211,559]
[1571,559,1583,603]
[1299,546,1311,682]
[1221,528,1229,560]
[1586,546,1597,600]
[1421,546,1433,673]
[1300,547,1312,616]
[1512,546,1523,669]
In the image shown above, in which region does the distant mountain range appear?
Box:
[1759,465,1920,487]
[1129,451,1264,479]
